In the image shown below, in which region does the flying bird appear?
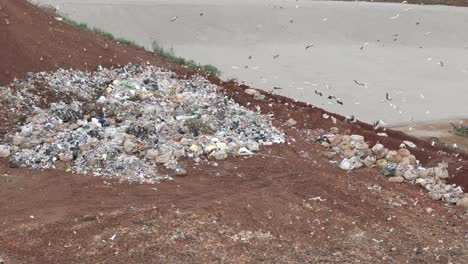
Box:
[337,99,343,105]
[305,44,314,49]
[353,80,366,86]
[273,54,280,59]
[200,13,204,16]
[390,13,400,19]
[360,42,369,50]
[248,55,252,59]
[328,95,336,100]
[314,90,323,96]
[386,92,392,101]
[439,61,444,67]
[170,16,178,22]
[273,86,282,90]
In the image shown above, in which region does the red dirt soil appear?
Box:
[1,1,467,263]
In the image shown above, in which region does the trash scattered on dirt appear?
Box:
[0,64,285,182]
[316,127,465,206]
[283,118,297,127]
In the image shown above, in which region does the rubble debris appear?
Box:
[0,64,285,183]
[316,127,466,206]
[283,118,297,127]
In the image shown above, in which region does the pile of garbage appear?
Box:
[0,64,285,183]
[317,127,467,207]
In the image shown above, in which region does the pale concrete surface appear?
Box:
[34,0,468,125]
[394,119,468,152]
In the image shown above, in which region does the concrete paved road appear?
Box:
[34,0,468,125]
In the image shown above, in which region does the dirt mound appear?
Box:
[0,1,467,263]
[0,0,187,87]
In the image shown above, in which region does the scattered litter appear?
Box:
[309,196,327,202]
[317,127,465,206]
[0,64,285,183]
[284,118,297,128]
[403,141,417,148]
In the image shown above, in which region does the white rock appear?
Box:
[350,134,364,143]
[246,142,260,152]
[59,152,73,162]
[429,192,442,201]
[371,143,384,152]
[397,148,411,157]
[13,135,26,146]
[244,89,258,95]
[283,118,297,127]
[212,150,228,160]
[456,197,468,209]
[388,176,404,183]
[363,156,376,167]
[339,159,354,170]
[20,124,33,137]
[403,141,417,148]
[146,149,159,160]
[155,151,172,164]
[0,145,11,158]
[238,147,253,156]
[123,139,138,154]
[253,93,266,100]
[403,170,418,181]
[434,166,449,180]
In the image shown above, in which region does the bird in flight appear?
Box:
[386,92,392,101]
[360,42,369,50]
[273,86,282,90]
[353,80,366,86]
[248,55,252,59]
[170,16,178,22]
[305,45,314,50]
[200,13,204,16]
[314,90,323,96]
[439,61,444,67]
[336,99,343,105]
[273,54,280,59]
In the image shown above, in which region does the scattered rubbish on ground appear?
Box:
[0,64,285,182]
[316,127,465,206]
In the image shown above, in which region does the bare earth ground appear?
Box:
[1,1,467,263]
[394,120,468,153]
